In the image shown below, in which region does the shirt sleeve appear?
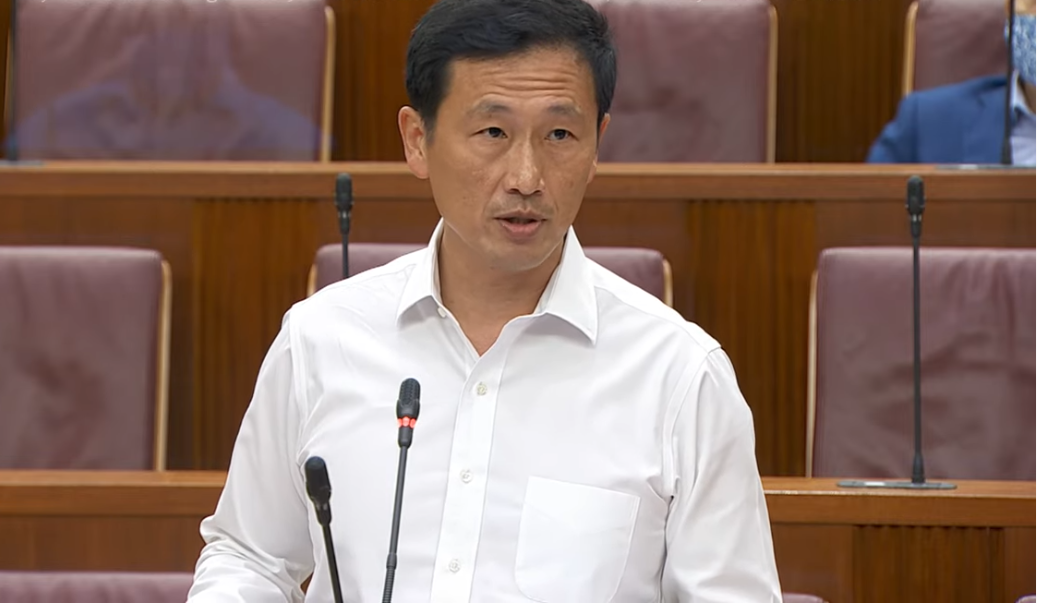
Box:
[661,348,783,603]
[187,312,315,602]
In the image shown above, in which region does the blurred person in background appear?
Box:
[867,0,1035,165]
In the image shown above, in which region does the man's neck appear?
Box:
[437,228,563,355]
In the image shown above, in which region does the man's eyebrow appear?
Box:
[547,103,582,118]
[464,101,583,118]
[466,101,512,118]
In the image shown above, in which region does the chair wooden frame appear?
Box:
[305,247,675,308]
[765,4,779,163]
[805,269,819,477]
[3,27,12,141]
[319,5,335,162]
[153,260,173,471]
[4,6,336,162]
[902,1,922,97]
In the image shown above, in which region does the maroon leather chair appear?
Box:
[9,0,333,160]
[587,0,776,162]
[0,571,192,602]
[0,247,171,470]
[903,0,1008,94]
[809,247,1035,480]
[308,243,674,307]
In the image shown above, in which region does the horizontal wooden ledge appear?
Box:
[0,472,1032,528]
[0,161,1032,201]
[764,477,1036,527]
[0,471,224,517]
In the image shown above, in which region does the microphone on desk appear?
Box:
[304,456,346,603]
[382,378,421,603]
[335,173,354,279]
[839,176,955,490]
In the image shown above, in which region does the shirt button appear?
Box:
[437,307,447,318]
[475,382,487,396]
[448,559,461,573]
[460,469,472,483]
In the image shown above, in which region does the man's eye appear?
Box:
[482,127,506,138]
[548,129,572,141]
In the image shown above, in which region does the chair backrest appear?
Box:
[0,571,192,603]
[809,247,1036,480]
[309,243,674,307]
[0,247,171,470]
[587,0,776,162]
[8,0,333,160]
[903,0,1008,95]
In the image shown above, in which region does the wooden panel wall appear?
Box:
[2,0,913,163]
[770,0,912,162]
[1,164,1032,476]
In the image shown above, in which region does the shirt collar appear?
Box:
[396,219,598,343]
[1011,71,1035,122]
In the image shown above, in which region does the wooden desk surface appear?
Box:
[0,471,1032,602]
[0,161,1032,200]
[1,163,1033,479]
[1,470,1032,523]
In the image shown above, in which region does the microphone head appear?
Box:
[396,377,421,420]
[335,173,353,210]
[906,175,925,216]
[304,456,332,504]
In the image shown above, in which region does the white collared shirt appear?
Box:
[188,222,781,603]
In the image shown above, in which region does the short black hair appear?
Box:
[405,0,616,135]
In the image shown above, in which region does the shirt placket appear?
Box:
[427,315,514,603]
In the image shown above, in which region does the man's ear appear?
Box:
[588,112,611,184]
[398,106,430,180]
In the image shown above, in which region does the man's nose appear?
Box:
[503,139,545,197]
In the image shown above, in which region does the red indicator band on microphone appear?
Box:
[398,417,416,428]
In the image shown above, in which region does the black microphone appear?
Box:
[1001,0,1017,165]
[838,176,954,490]
[906,174,925,239]
[335,173,354,279]
[304,456,346,603]
[382,378,421,603]
[905,175,926,485]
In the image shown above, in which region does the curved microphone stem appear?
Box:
[382,447,409,603]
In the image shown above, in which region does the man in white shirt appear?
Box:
[187,0,782,601]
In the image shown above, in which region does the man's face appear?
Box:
[399,46,608,273]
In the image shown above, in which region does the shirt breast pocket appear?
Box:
[514,476,640,603]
